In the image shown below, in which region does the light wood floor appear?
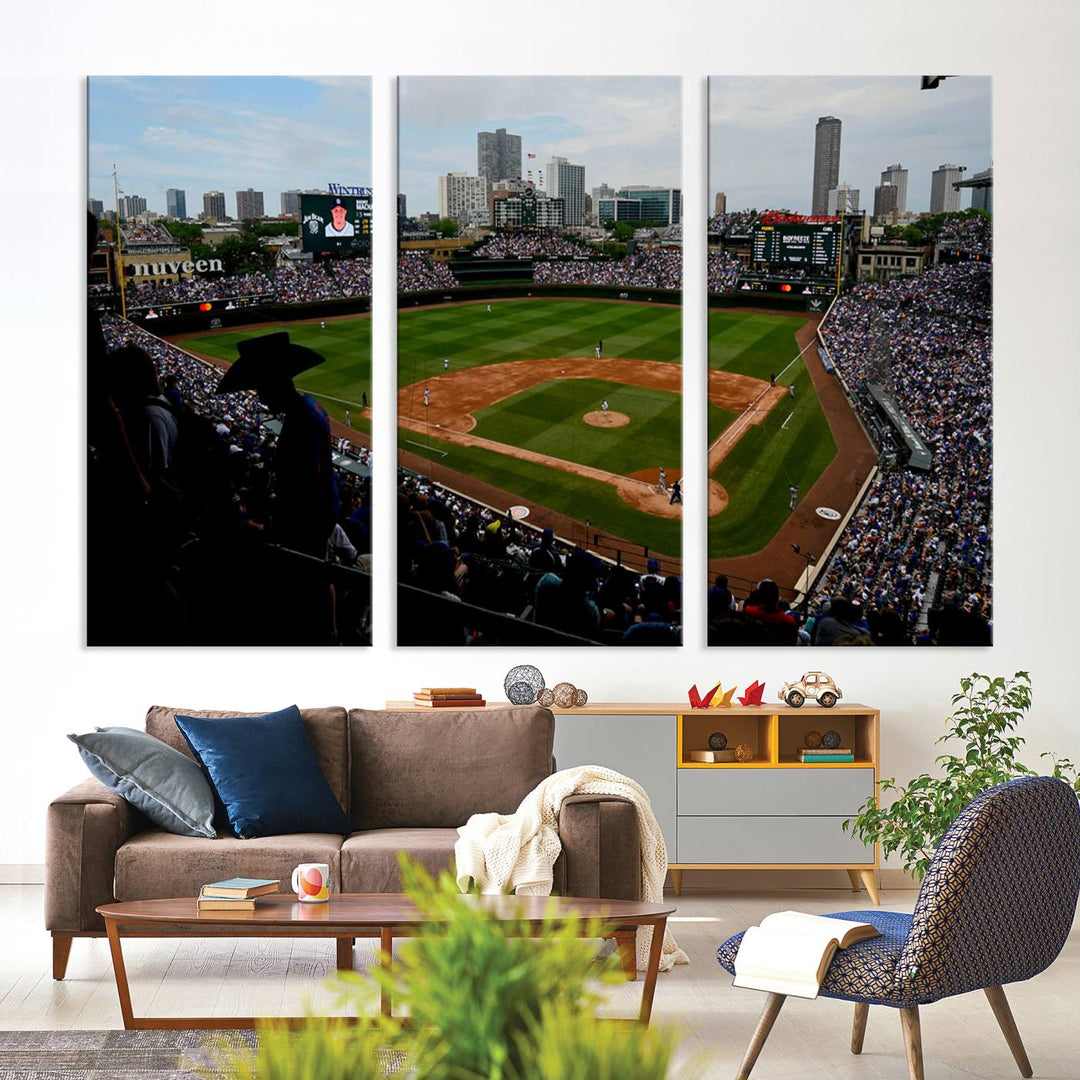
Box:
[3,885,1078,1078]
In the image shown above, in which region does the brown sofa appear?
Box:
[46,704,641,979]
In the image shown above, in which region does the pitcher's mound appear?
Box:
[584,410,629,428]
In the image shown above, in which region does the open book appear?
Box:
[733,910,882,999]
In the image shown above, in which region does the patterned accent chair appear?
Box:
[717,776,1080,1080]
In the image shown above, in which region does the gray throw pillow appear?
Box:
[68,727,216,838]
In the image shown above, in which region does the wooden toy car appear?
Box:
[779,672,842,708]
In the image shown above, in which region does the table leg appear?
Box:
[380,926,393,1017]
[637,918,666,1026]
[613,930,637,982]
[336,937,354,971]
[104,919,136,1031]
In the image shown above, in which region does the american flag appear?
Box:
[527,152,536,159]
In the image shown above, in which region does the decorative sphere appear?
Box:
[572,688,589,707]
[804,730,823,749]
[707,732,728,750]
[552,682,576,708]
[537,688,555,707]
[503,665,545,705]
[735,743,754,762]
[822,730,842,749]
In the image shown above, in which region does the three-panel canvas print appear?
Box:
[86,76,991,648]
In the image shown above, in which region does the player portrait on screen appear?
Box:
[325,197,354,237]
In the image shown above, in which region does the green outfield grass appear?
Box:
[398,299,681,387]
[709,309,804,380]
[708,356,836,558]
[472,379,681,475]
[174,319,372,433]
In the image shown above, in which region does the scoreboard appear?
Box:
[300,192,372,254]
[752,223,838,268]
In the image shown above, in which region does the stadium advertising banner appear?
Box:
[301,191,372,254]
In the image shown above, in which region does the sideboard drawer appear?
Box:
[677,767,874,817]
[677,815,874,865]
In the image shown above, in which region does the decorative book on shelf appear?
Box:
[732,910,881,998]
[412,687,486,708]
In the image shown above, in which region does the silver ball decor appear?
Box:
[822,730,842,750]
[708,732,728,751]
[503,665,545,706]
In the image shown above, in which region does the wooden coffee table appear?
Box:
[96,893,675,1030]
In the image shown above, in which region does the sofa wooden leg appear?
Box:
[899,1006,924,1080]
[52,933,74,981]
[858,869,881,906]
[735,993,785,1080]
[851,1002,869,1054]
[984,985,1033,1077]
[670,869,683,896]
[847,869,862,893]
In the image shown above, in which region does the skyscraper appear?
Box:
[166,188,186,219]
[120,194,147,220]
[616,186,682,225]
[811,116,842,216]
[88,198,104,218]
[714,192,727,215]
[879,164,908,214]
[827,183,859,216]
[202,191,227,222]
[438,173,489,225]
[873,182,899,220]
[477,127,522,185]
[970,167,993,213]
[280,190,301,216]
[547,157,585,226]
[930,164,965,213]
[235,188,265,220]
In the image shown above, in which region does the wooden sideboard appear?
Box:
[385,701,881,903]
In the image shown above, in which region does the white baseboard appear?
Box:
[0,864,44,884]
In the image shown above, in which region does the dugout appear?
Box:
[865,382,933,471]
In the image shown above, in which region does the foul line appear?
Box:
[404,439,448,457]
[780,412,794,430]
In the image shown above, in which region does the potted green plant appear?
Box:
[845,672,1079,880]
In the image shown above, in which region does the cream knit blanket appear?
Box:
[454,765,688,972]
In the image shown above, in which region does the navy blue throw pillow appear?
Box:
[174,706,349,839]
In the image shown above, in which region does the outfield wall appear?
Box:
[118,295,371,336]
[398,284,681,308]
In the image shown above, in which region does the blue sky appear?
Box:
[709,76,992,214]
[399,77,681,215]
[88,77,371,218]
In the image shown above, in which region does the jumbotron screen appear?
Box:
[752,222,838,268]
[300,192,372,254]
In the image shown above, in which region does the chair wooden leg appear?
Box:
[847,869,862,893]
[899,1006,924,1080]
[851,1002,869,1054]
[735,993,786,1080]
[984,986,1033,1077]
[858,869,881,906]
[52,933,74,981]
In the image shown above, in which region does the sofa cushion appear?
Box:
[175,706,350,839]
[145,705,349,814]
[347,707,554,829]
[67,726,216,838]
[114,830,343,901]
[342,829,459,892]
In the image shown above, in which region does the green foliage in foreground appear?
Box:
[211,857,682,1080]
[845,672,1080,880]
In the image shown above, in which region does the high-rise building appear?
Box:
[477,128,522,185]
[930,164,965,213]
[280,190,301,216]
[873,182,899,220]
[811,116,842,216]
[235,188,265,220]
[970,167,993,212]
[120,194,147,220]
[438,172,489,225]
[714,192,727,215]
[202,190,227,221]
[827,183,859,216]
[397,193,407,221]
[879,164,908,214]
[616,186,682,225]
[87,198,104,218]
[547,157,585,225]
[598,197,643,223]
[165,188,186,219]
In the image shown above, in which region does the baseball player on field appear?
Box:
[658,466,667,494]
[424,387,430,409]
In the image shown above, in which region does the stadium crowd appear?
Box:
[532,246,682,290]
[938,214,992,257]
[398,252,459,292]
[120,222,175,245]
[470,233,591,258]
[89,311,371,645]
[707,250,741,293]
[399,471,681,645]
[707,210,759,237]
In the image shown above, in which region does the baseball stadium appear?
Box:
[705,208,992,646]
[396,235,683,646]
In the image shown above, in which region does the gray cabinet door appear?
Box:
[677,815,874,865]
[553,714,676,854]
[678,768,874,817]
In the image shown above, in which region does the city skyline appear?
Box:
[88,77,372,219]
[709,76,991,215]
[399,77,680,216]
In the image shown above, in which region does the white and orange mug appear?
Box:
[292,862,330,903]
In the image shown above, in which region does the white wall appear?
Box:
[3,2,1078,876]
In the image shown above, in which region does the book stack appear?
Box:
[797,747,855,763]
[412,687,486,708]
[197,877,279,911]
[689,749,737,763]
